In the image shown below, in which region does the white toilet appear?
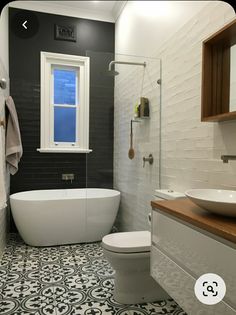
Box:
[102,189,185,305]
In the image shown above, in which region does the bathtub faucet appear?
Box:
[62,174,74,183]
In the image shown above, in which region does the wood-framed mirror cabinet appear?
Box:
[201,19,236,122]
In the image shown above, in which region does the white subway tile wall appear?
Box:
[160,2,236,192]
[114,56,161,231]
[114,2,236,231]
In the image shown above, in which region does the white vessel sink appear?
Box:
[185,189,236,217]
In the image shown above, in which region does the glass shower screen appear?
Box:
[85,51,161,234]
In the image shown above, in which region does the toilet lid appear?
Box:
[102,231,150,253]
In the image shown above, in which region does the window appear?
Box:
[39,52,91,153]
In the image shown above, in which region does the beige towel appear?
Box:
[5,96,23,175]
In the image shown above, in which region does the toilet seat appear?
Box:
[102,231,150,253]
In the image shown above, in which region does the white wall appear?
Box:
[0,5,9,257]
[8,1,117,22]
[230,44,236,111]
[0,5,9,74]
[114,55,161,231]
[115,1,209,56]
[114,1,236,231]
[159,2,235,192]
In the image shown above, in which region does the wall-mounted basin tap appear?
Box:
[143,154,154,167]
[221,155,236,163]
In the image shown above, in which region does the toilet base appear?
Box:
[113,270,169,304]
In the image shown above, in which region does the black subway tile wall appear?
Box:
[9,8,114,194]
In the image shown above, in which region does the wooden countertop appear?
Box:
[151,198,236,244]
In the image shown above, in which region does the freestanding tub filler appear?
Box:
[10,188,120,246]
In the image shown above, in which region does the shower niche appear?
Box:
[133,97,150,120]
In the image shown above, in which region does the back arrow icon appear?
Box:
[22,20,28,29]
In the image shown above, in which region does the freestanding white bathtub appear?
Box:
[10,188,120,247]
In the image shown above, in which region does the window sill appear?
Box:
[37,148,92,153]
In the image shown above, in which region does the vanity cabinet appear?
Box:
[150,199,236,315]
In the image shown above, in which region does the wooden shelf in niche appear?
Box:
[201,18,236,122]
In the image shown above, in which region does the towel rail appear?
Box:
[0,75,7,128]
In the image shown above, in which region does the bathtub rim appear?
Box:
[10,188,120,202]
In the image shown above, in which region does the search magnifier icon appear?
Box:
[194,273,226,305]
[207,285,214,293]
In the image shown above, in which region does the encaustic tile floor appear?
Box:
[0,234,187,315]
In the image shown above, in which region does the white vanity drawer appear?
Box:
[151,245,236,315]
[152,211,236,309]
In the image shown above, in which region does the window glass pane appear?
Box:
[54,69,76,105]
[54,107,76,142]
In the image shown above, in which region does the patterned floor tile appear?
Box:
[138,299,181,314]
[63,272,100,290]
[0,268,9,290]
[0,292,20,315]
[72,300,121,315]
[20,286,57,315]
[1,279,41,299]
[9,259,40,272]
[0,234,188,315]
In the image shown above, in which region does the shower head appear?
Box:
[107,60,146,77]
[107,69,119,76]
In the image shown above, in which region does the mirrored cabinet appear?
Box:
[201,19,236,122]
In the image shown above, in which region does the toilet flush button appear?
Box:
[194,273,226,305]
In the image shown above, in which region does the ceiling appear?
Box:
[53,1,126,20]
[11,1,210,26]
[11,1,127,22]
[55,1,117,11]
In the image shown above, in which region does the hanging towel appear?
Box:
[0,112,6,209]
[5,96,23,175]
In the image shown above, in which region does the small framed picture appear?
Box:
[54,24,76,42]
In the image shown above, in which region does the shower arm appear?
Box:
[108,61,146,71]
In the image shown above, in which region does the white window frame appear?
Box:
[38,51,91,153]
